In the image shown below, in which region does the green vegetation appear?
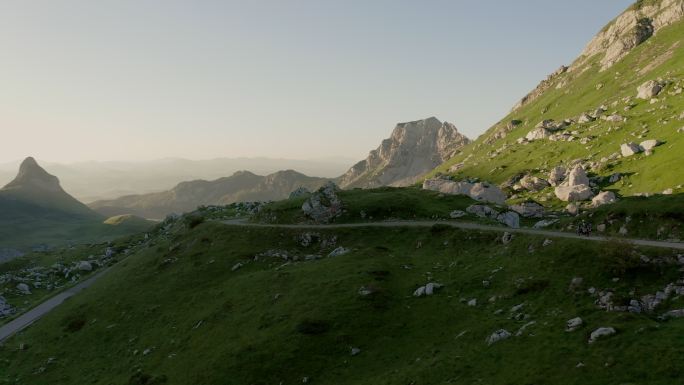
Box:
[255,187,477,224]
[2,220,684,384]
[431,18,684,205]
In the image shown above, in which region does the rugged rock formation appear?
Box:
[339,117,469,189]
[91,170,330,219]
[423,178,507,205]
[575,0,684,71]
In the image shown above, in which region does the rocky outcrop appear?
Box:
[575,0,684,72]
[511,66,568,112]
[302,182,343,223]
[339,117,469,189]
[423,179,507,205]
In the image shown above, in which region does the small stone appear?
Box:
[589,327,616,343]
[467,298,477,307]
[350,347,361,356]
[566,317,583,332]
[486,329,511,345]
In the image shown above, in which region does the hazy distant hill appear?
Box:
[0,157,152,254]
[90,170,330,219]
[0,157,353,203]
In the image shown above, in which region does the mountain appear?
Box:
[339,117,470,189]
[431,0,684,204]
[0,157,151,253]
[90,170,331,219]
[0,157,353,203]
[0,157,100,220]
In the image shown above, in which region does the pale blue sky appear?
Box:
[0,0,632,163]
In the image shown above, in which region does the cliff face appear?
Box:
[339,117,469,189]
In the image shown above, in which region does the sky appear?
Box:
[0,0,633,163]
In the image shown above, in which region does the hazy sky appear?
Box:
[0,0,632,163]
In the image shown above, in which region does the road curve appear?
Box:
[221,219,684,251]
[0,267,110,343]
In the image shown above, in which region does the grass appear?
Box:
[430,17,684,207]
[1,220,684,384]
[254,186,480,224]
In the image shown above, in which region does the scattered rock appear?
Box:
[77,261,93,272]
[569,277,583,291]
[423,178,507,204]
[592,191,617,207]
[502,232,513,244]
[466,204,499,219]
[542,239,553,247]
[589,327,616,343]
[639,139,661,151]
[449,210,466,219]
[16,283,31,294]
[350,347,361,356]
[556,185,594,202]
[548,166,566,186]
[510,201,544,218]
[566,317,583,332]
[496,211,520,229]
[637,80,663,100]
[231,262,243,271]
[328,247,350,257]
[621,142,642,157]
[519,175,550,192]
[467,298,477,307]
[486,329,511,346]
[413,282,442,297]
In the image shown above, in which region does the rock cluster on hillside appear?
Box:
[422,178,507,205]
[302,182,343,223]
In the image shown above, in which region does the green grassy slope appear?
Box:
[430,15,684,202]
[2,218,684,384]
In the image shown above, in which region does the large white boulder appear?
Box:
[423,179,506,205]
[637,80,663,99]
[566,165,589,187]
[592,191,617,207]
[555,185,594,202]
[639,139,661,151]
[620,142,642,157]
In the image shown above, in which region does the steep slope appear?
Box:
[3,215,684,384]
[0,157,99,220]
[431,0,684,207]
[0,158,150,253]
[90,170,330,219]
[339,117,469,189]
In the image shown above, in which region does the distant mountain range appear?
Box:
[86,117,471,219]
[90,170,331,219]
[0,157,354,203]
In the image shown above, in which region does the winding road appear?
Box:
[1,218,681,343]
[222,218,684,251]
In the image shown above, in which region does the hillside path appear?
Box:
[0,267,110,343]
[221,219,684,251]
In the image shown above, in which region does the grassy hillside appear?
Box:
[430,15,684,203]
[2,216,684,384]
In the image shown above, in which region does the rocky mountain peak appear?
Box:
[3,157,61,192]
[339,117,470,189]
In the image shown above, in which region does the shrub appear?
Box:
[600,238,641,276]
